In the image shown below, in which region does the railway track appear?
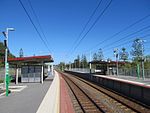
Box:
[59,71,150,113]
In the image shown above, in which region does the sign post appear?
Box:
[6,63,10,96]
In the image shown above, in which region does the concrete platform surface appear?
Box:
[94,74,150,88]
[0,79,53,113]
[36,71,60,113]
[108,75,150,84]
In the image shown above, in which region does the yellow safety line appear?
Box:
[56,71,60,113]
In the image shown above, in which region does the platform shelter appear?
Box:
[8,55,53,84]
[90,60,125,75]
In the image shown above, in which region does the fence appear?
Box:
[119,68,150,78]
[68,68,95,73]
[67,68,150,78]
[0,67,21,80]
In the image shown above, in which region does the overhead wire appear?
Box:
[101,25,150,49]
[76,24,150,61]
[68,0,103,55]
[82,26,150,60]
[88,13,150,51]
[70,0,113,56]
[18,0,52,53]
[69,1,150,61]
[81,26,150,56]
[80,32,150,60]
[103,33,150,55]
[27,0,52,52]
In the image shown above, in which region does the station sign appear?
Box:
[6,63,9,75]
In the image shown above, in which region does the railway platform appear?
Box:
[0,76,53,113]
[11,69,147,113]
[67,70,150,86]
[94,74,150,87]
[66,70,150,105]
[36,70,75,113]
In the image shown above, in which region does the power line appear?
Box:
[18,0,51,53]
[80,33,150,59]
[95,31,150,55]
[70,0,113,56]
[83,27,150,56]
[27,0,52,52]
[71,6,150,60]
[69,0,103,53]
[77,28,150,61]
[103,34,150,55]
[88,14,150,51]
[102,25,150,50]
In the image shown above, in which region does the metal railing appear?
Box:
[66,68,150,78]
[0,67,18,79]
[118,68,150,78]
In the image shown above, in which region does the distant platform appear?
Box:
[94,74,150,88]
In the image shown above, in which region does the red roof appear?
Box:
[9,55,52,61]
[7,55,53,64]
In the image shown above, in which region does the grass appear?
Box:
[0,79,4,83]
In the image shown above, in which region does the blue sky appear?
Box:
[0,0,150,64]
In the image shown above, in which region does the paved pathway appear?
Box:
[0,78,53,113]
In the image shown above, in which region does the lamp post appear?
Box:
[114,48,119,76]
[2,28,15,93]
[107,59,111,75]
[89,52,92,73]
[139,39,146,80]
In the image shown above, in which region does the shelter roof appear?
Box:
[7,55,53,65]
[89,60,125,65]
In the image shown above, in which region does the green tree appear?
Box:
[59,62,65,71]
[81,54,88,68]
[97,48,104,61]
[145,55,150,69]
[74,59,78,68]
[145,55,150,61]
[131,38,144,60]
[8,49,15,58]
[76,55,80,68]
[0,42,15,67]
[107,58,112,62]
[0,42,5,59]
[19,48,24,57]
[119,47,129,61]
[93,53,98,61]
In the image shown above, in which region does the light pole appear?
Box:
[139,39,146,80]
[2,28,15,89]
[107,59,111,75]
[89,52,92,73]
[114,48,119,76]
